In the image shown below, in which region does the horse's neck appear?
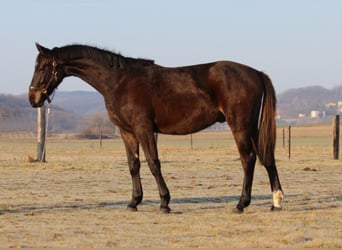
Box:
[63,59,114,94]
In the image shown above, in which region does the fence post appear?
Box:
[333,115,340,160]
[37,105,46,162]
[288,125,291,159]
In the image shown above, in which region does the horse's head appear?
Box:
[29,43,64,107]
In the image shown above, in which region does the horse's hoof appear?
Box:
[126,205,138,212]
[160,206,171,214]
[271,205,282,211]
[232,207,244,214]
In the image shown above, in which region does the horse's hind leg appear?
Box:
[121,130,143,211]
[232,130,257,213]
[264,162,284,211]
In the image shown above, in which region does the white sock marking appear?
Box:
[273,190,284,208]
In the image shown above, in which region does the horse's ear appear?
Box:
[35,42,51,54]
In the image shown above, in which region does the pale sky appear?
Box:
[1,0,341,95]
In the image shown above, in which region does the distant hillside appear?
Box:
[0,94,36,131]
[277,85,342,121]
[17,91,105,116]
[50,91,105,115]
[0,94,86,133]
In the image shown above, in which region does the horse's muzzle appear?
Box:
[28,88,45,108]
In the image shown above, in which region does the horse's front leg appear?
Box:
[136,127,171,213]
[121,130,143,211]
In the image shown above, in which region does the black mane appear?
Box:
[52,44,154,68]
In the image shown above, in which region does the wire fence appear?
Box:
[0,129,36,139]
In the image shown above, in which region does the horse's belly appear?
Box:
[154,105,223,135]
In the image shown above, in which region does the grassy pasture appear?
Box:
[0,124,341,247]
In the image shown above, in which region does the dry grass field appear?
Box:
[0,125,341,248]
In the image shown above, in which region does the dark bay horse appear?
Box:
[28,43,283,213]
